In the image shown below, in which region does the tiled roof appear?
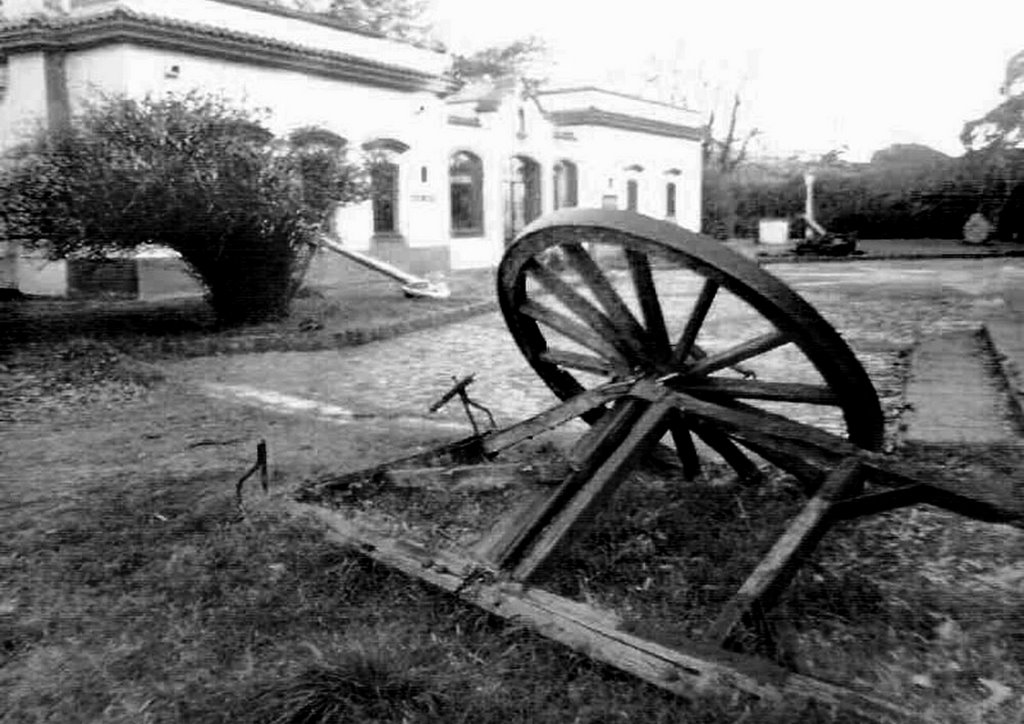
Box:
[0,7,458,94]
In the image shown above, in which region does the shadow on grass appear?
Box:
[1,460,877,724]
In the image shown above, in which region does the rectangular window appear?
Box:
[666,182,677,218]
[626,180,638,212]
[371,162,399,234]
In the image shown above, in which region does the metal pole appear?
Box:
[804,173,816,239]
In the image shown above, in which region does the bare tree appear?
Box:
[704,92,761,174]
[639,43,760,174]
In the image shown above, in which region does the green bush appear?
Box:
[707,152,1024,241]
[0,93,367,325]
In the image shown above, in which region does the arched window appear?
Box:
[450,151,484,236]
[370,161,399,235]
[505,156,541,241]
[666,182,677,218]
[626,179,639,212]
[553,160,578,210]
[363,138,408,237]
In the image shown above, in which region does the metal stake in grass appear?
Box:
[236,439,269,510]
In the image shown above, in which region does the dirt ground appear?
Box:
[2,257,1024,723]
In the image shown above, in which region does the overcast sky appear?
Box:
[426,0,1024,161]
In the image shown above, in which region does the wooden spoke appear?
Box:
[668,413,701,480]
[672,379,839,405]
[829,485,929,520]
[731,437,828,490]
[519,300,629,366]
[682,330,790,378]
[525,259,647,360]
[688,343,757,380]
[625,249,671,359]
[646,386,860,462]
[539,349,616,376]
[689,421,761,483]
[672,278,719,366]
[560,242,650,346]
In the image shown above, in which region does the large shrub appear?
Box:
[710,151,1024,241]
[0,93,367,325]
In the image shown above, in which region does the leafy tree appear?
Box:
[283,0,434,45]
[451,37,548,84]
[0,93,367,325]
[961,49,1024,153]
[960,50,1024,240]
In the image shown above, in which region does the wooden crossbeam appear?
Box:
[292,501,927,724]
[487,400,649,571]
[510,401,675,580]
[704,458,866,647]
[481,381,633,456]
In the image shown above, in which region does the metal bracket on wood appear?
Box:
[429,374,497,436]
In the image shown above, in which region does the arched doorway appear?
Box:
[449,150,484,236]
[553,160,578,210]
[505,155,541,242]
[362,138,409,239]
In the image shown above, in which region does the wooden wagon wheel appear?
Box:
[497,208,884,488]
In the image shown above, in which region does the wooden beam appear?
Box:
[291,501,927,724]
[539,348,615,375]
[491,400,648,570]
[511,401,675,580]
[673,379,839,405]
[481,381,632,456]
[704,458,865,647]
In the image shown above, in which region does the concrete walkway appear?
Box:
[902,330,1023,444]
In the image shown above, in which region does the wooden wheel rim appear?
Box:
[497,208,884,452]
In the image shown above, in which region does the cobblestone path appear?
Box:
[165,258,1024,447]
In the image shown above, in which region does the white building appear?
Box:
[0,0,704,297]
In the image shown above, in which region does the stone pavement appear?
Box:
[163,258,1024,462]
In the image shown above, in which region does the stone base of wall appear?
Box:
[8,241,453,299]
[67,259,139,298]
[137,257,204,301]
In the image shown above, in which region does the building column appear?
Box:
[44,50,70,134]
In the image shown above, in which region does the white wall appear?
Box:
[0,52,49,151]
[63,43,452,251]
[561,124,703,231]
[71,0,448,75]
[538,88,704,129]
[17,253,67,296]
[442,95,704,269]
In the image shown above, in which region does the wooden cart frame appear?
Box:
[292,210,1023,722]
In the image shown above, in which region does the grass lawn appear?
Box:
[0,268,497,360]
